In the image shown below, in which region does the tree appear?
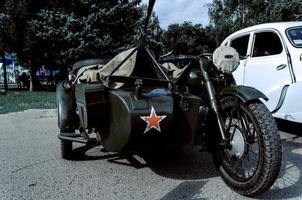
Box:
[0,0,58,90]
[28,0,162,67]
[0,1,28,58]
[0,13,9,52]
[0,0,162,90]
[161,22,216,55]
[208,0,302,44]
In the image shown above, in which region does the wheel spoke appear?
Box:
[248,123,256,139]
[217,97,281,195]
[225,114,233,132]
[236,160,246,177]
[235,148,258,179]
[246,141,259,155]
[221,104,261,180]
[242,158,257,178]
[240,112,249,131]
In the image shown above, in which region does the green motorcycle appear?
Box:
[56,0,281,197]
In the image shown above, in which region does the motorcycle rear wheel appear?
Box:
[214,96,282,196]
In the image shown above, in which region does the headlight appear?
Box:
[213,46,240,74]
[62,80,72,90]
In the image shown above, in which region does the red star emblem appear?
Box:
[140,106,167,133]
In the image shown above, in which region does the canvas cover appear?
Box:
[75,47,166,88]
[161,62,191,79]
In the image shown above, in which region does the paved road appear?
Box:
[0,109,302,200]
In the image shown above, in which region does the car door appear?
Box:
[244,30,291,111]
[228,34,251,85]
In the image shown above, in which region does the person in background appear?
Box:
[14,69,20,88]
[20,72,30,89]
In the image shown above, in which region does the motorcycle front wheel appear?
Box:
[214,96,282,196]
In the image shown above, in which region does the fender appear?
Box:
[220,85,268,103]
[56,81,77,132]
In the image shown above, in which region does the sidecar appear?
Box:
[57,46,203,153]
[57,46,282,197]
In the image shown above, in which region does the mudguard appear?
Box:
[220,85,268,103]
[56,81,77,132]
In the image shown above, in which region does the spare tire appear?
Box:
[72,59,109,74]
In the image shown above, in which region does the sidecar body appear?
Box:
[57,47,204,153]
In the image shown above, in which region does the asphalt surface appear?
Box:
[0,109,302,200]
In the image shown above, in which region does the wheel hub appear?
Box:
[228,126,245,159]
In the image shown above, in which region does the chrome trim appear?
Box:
[271,85,289,114]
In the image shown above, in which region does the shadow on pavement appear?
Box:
[276,118,302,136]
[71,145,120,161]
[141,147,219,180]
[70,144,219,180]
[259,135,302,199]
[69,120,302,199]
[159,181,207,200]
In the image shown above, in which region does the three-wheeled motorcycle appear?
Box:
[56,0,282,197]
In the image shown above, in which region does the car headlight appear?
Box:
[213,46,240,74]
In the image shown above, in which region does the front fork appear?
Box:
[199,60,228,144]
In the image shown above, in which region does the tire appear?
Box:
[213,96,282,197]
[72,59,108,74]
[61,140,73,160]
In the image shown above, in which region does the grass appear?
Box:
[0,91,56,114]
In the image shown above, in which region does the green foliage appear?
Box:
[0,0,51,62]
[0,1,28,58]
[28,0,162,66]
[0,0,162,67]
[208,0,302,44]
[161,22,216,55]
[0,13,9,51]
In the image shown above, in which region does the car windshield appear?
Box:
[286,27,302,48]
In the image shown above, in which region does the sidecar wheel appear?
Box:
[214,96,282,197]
[61,140,73,160]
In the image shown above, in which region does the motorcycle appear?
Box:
[56,0,282,197]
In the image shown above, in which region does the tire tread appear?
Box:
[61,140,73,160]
[217,98,282,197]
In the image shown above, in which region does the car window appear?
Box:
[286,27,302,48]
[230,35,249,58]
[252,32,283,57]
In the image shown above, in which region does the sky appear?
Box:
[141,0,212,29]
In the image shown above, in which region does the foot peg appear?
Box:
[58,133,97,145]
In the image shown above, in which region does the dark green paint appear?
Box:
[103,88,174,152]
[75,83,108,129]
[56,81,76,132]
[220,85,268,103]
[186,68,203,88]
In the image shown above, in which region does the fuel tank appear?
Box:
[103,88,173,152]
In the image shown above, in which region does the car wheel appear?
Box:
[213,96,282,196]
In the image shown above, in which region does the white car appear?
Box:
[221,22,302,123]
